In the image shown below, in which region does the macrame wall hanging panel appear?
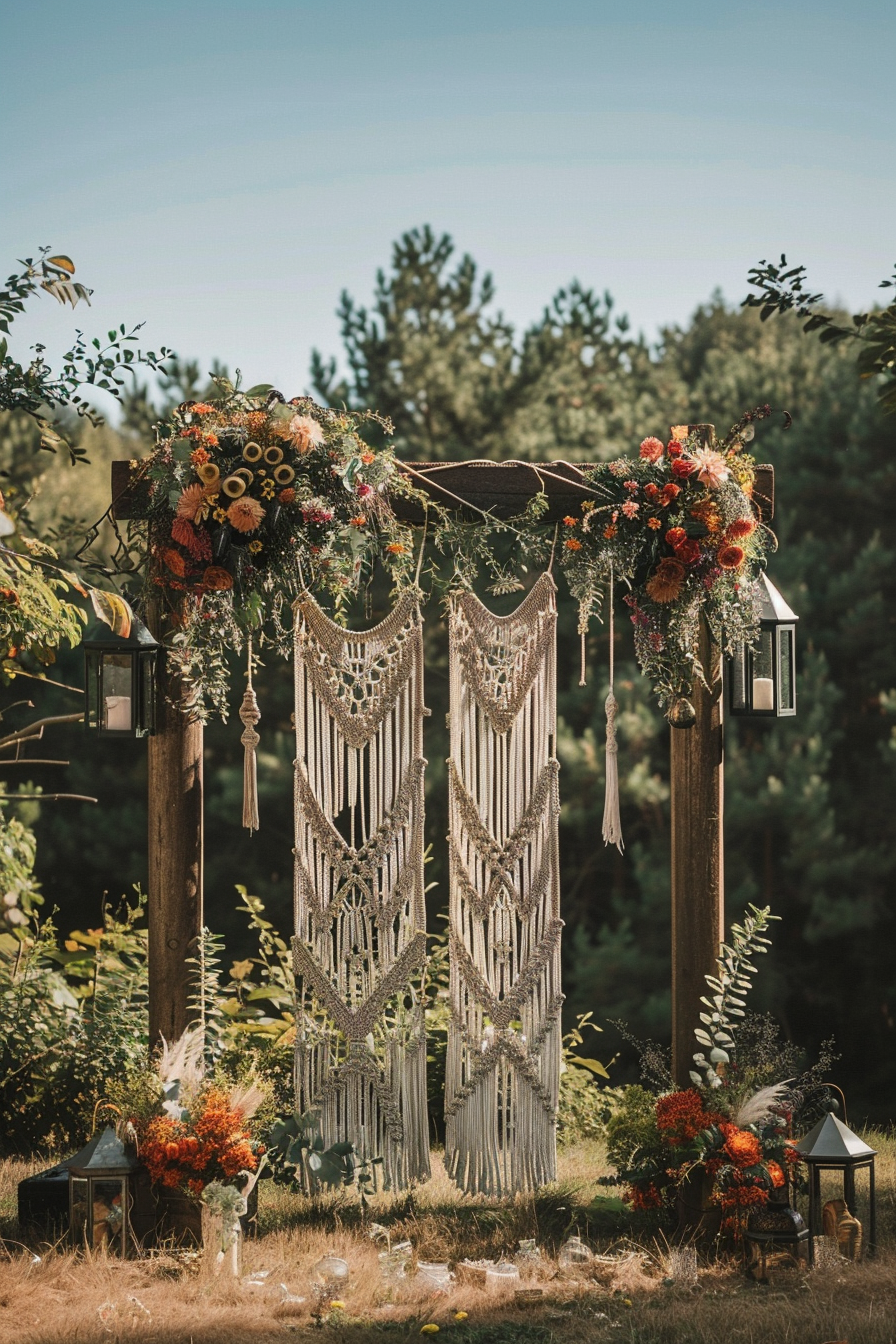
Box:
[292,591,429,1189]
[445,572,563,1196]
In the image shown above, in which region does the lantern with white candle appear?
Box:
[727,573,798,719]
[84,618,160,738]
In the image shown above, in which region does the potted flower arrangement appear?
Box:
[604,905,836,1239]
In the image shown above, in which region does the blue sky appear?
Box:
[2,0,894,405]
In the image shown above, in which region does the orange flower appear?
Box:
[563,516,577,527]
[639,437,665,463]
[603,524,617,539]
[161,548,187,578]
[278,487,296,504]
[646,558,685,603]
[564,537,582,551]
[201,566,233,591]
[227,497,265,532]
[717,543,745,570]
[661,483,681,503]
[647,517,662,530]
[246,411,268,433]
[665,527,687,548]
[176,482,212,522]
[725,517,756,540]
[360,449,375,465]
[766,1160,786,1189]
[202,432,219,447]
[350,514,367,526]
[689,498,722,533]
[385,542,405,554]
[190,446,211,466]
[724,1129,762,1168]
[190,403,215,415]
[626,1182,663,1210]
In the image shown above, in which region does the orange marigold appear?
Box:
[646,558,685,603]
[190,446,211,466]
[766,1160,786,1189]
[349,514,367,527]
[563,516,577,527]
[386,542,405,554]
[717,543,745,570]
[725,517,756,541]
[724,1129,762,1168]
[564,537,582,551]
[647,517,662,530]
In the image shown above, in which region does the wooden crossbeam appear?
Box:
[110,459,774,523]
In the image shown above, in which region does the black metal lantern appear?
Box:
[84,618,160,737]
[727,573,798,718]
[795,1113,876,1263]
[68,1127,140,1256]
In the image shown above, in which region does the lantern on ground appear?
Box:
[795,1113,876,1263]
[68,1127,140,1256]
[727,573,798,718]
[84,618,160,737]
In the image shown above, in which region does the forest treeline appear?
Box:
[3,227,895,1118]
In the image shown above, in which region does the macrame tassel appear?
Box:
[240,638,261,834]
[602,569,624,853]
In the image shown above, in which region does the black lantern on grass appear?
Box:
[795,1113,876,1263]
[727,573,798,718]
[84,618,160,737]
[68,1127,140,1256]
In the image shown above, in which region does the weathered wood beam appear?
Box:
[111,459,774,523]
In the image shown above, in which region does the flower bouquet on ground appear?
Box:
[605,905,837,1239]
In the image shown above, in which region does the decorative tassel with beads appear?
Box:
[240,637,261,833]
[602,567,624,853]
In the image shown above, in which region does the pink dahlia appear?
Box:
[689,447,730,489]
[639,437,665,463]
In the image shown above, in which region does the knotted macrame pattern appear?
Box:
[445,573,563,1195]
[292,592,430,1189]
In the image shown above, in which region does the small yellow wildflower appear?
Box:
[248,540,263,554]
[329,1300,346,1311]
[213,508,227,523]
[454,1311,468,1321]
[420,1327,439,1336]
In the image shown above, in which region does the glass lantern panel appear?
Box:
[71,1176,89,1243]
[138,650,157,736]
[85,651,102,729]
[751,630,775,712]
[91,1178,127,1253]
[730,650,748,712]
[102,654,133,732]
[779,627,795,713]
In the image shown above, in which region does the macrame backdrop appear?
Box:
[292,591,430,1189]
[445,573,563,1196]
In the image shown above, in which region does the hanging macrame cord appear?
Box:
[239,636,261,833]
[601,566,624,853]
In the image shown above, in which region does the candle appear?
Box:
[105,695,132,731]
[752,677,774,711]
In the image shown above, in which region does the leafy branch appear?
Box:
[744,255,896,414]
[691,904,779,1089]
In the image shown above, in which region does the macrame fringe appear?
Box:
[240,639,261,833]
[601,568,624,853]
[445,573,562,1196]
[292,592,430,1190]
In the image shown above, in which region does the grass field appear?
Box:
[2,1137,896,1343]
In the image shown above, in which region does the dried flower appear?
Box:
[647,516,662,529]
[197,463,221,488]
[624,480,639,493]
[350,514,367,526]
[248,540,263,554]
[565,537,582,551]
[161,548,187,578]
[717,543,745,569]
[201,567,233,591]
[190,446,211,466]
[213,507,227,523]
[725,517,756,540]
[277,414,325,452]
[301,500,335,524]
[356,482,373,499]
[621,500,640,519]
[278,487,296,504]
[689,447,730,489]
[689,498,722,533]
[639,436,665,462]
[261,479,276,499]
[0,587,20,606]
[386,542,406,554]
[360,449,375,465]
[646,558,685,603]
[644,482,660,501]
[172,517,212,561]
[661,482,681,502]
[766,1160,786,1189]
[190,402,215,415]
[176,483,212,522]
[227,497,265,532]
[246,411,268,433]
[670,424,689,441]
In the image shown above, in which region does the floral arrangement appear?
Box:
[141,1083,263,1197]
[139,385,417,717]
[559,408,774,706]
[605,905,817,1237]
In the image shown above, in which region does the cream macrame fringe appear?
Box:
[445,573,562,1196]
[240,637,261,833]
[602,568,623,852]
[291,592,430,1190]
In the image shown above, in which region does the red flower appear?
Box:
[565,538,582,551]
[724,1129,763,1168]
[603,524,617,539]
[674,539,702,565]
[717,544,745,570]
[639,437,665,463]
[644,483,660,501]
[666,439,684,457]
[671,458,696,478]
[661,483,681,503]
[563,516,577,527]
[725,518,756,541]
[161,548,187,578]
[665,527,687,548]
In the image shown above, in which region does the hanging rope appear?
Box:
[239,636,261,833]
[601,567,624,853]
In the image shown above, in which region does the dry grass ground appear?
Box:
[2,1137,896,1344]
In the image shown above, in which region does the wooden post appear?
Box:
[670,426,725,1088]
[146,601,203,1047]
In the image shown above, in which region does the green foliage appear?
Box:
[0,797,43,928]
[263,1110,381,1206]
[690,903,778,1089]
[603,1085,663,1179]
[558,1012,619,1144]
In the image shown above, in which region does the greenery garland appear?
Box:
[139,388,775,720]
